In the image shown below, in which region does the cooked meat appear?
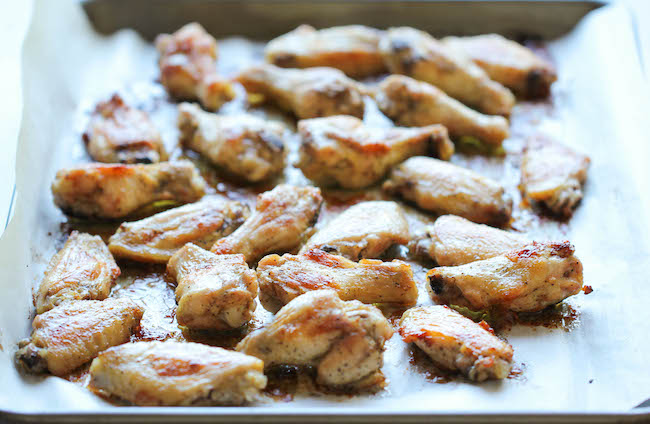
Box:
[300,200,409,261]
[155,22,235,110]
[521,136,590,218]
[108,197,249,263]
[15,298,143,376]
[375,75,509,146]
[211,184,323,264]
[265,24,386,78]
[236,290,393,389]
[443,34,557,99]
[36,231,120,314]
[236,64,366,119]
[427,241,584,312]
[399,305,513,381]
[51,160,206,220]
[167,244,258,330]
[296,115,454,189]
[177,102,286,182]
[257,249,418,311]
[380,27,515,116]
[89,340,266,406]
[83,94,167,164]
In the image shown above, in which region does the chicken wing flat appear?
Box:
[296,115,454,189]
[427,241,584,312]
[443,34,557,99]
[167,244,258,330]
[265,24,386,78]
[300,200,409,261]
[89,340,266,406]
[236,64,366,119]
[236,290,393,389]
[521,136,590,218]
[257,249,418,311]
[155,23,235,110]
[108,197,249,263]
[211,184,323,264]
[82,94,167,164]
[379,27,515,116]
[178,102,285,183]
[51,160,206,219]
[36,231,120,314]
[383,157,512,226]
[399,306,513,381]
[16,298,143,376]
[376,75,509,146]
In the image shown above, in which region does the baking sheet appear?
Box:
[1,0,649,420]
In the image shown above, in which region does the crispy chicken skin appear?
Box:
[89,340,266,406]
[211,184,323,264]
[83,94,167,164]
[257,249,418,311]
[265,24,386,78]
[155,23,234,110]
[236,64,366,119]
[427,241,584,312]
[379,27,515,116]
[521,136,590,218]
[296,115,454,189]
[237,290,393,389]
[300,200,409,261]
[16,298,143,376]
[36,231,120,314]
[51,160,206,220]
[108,197,249,263]
[376,75,509,146]
[167,244,258,330]
[399,306,513,381]
[383,157,512,226]
[443,34,557,99]
[178,102,285,183]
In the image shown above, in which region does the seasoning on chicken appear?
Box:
[384,157,512,226]
[178,102,285,183]
[51,160,206,220]
[108,197,249,263]
[15,298,143,376]
[236,290,393,389]
[427,241,584,312]
[296,115,454,189]
[89,340,266,406]
[399,305,514,381]
[167,244,258,330]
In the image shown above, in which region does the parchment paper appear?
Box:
[1,0,649,419]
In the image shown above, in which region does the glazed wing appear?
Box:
[427,241,584,312]
[178,102,286,182]
[300,200,409,261]
[265,24,386,78]
[51,160,206,219]
[108,197,249,263]
[399,306,513,381]
[155,23,234,110]
[379,27,515,116]
[16,299,143,376]
[383,157,512,226]
[296,115,454,189]
[167,244,258,330]
[89,340,266,406]
[236,64,366,119]
[211,184,323,264]
[236,290,393,389]
[36,231,120,314]
[376,75,509,146]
